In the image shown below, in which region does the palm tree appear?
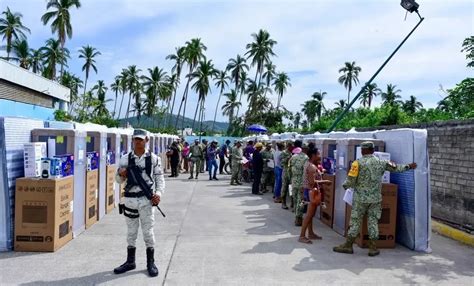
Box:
[338,61,362,103]
[335,99,347,109]
[116,71,128,120]
[273,72,291,109]
[29,48,43,74]
[212,70,230,132]
[301,100,316,126]
[165,46,185,126]
[10,39,30,69]
[190,59,217,130]
[60,71,83,113]
[226,54,249,118]
[222,89,241,133]
[123,65,141,120]
[91,80,110,117]
[131,98,145,125]
[381,84,402,106]
[41,0,81,77]
[311,91,326,121]
[293,112,301,129]
[245,29,277,85]
[403,95,423,114]
[78,45,101,98]
[461,36,474,68]
[360,83,380,108]
[141,66,169,119]
[110,77,121,119]
[0,7,30,61]
[175,38,207,129]
[40,38,69,80]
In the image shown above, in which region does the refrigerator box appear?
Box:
[14,176,74,252]
[23,143,47,178]
[106,165,116,213]
[54,154,74,177]
[320,174,335,228]
[86,152,99,171]
[345,183,398,248]
[85,170,98,228]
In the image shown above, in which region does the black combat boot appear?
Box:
[146,247,159,277]
[114,246,136,274]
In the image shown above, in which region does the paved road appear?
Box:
[1,174,473,285]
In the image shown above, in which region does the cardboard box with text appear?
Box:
[320,174,335,228]
[106,165,116,213]
[85,170,98,228]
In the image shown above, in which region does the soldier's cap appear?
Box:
[361,141,375,149]
[132,129,148,140]
[266,142,272,147]
[235,140,242,144]
[255,142,263,148]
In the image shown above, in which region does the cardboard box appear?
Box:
[320,174,335,228]
[54,154,74,177]
[40,158,62,179]
[344,183,398,248]
[106,165,116,213]
[24,142,47,177]
[85,170,98,228]
[14,176,73,252]
[86,151,99,171]
[106,151,116,166]
[322,157,336,175]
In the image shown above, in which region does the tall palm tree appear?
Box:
[222,89,241,133]
[78,45,101,98]
[110,77,122,119]
[131,98,145,125]
[116,71,128,120]
[60,71,83,113]
[141,66,169,119]
[335,99,347,109]
[293,112,301,129]
[10,39,30,69]
[175,38,207,129]
[360,83,380,108]
[91,80,110,117]
[211,70,230,132]
[245,29,277,85]
[40,38,69,80]
[29,48,43,74]
[403,95,423,114]
[311,91,326,121]
[461,36,474,68]
[123,65,141,120]
[273,72,291,109]
[301,100,316,126]
[226,54,249,118]
[381,84,402,106]
[190,59,217,130]
[338,61,362,103]
[165,46,185,126]
[0,7,30,61]
[41,0,81,77]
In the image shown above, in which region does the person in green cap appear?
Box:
[289,140,308,226]
[333,141,417,257]
[188,139,203,179]
[230,140,243,185]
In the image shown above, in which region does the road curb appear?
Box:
[432,220,474,247]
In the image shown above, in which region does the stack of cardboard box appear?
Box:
[14,177,74,252]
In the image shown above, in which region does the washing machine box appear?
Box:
[14,176,74,252]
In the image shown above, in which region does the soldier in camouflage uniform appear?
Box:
[188,139,204,179]
[280,141,293,209]
[230,141,243,185]
[333,141,417,256]
[260,143,274,193]
[289,140,308,226]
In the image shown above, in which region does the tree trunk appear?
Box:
[174,78,190,130]
[126,92,132,120]
[118,92,125,120]
[113,91,118,118]
[212,89,223,132]
[191,97,200,131]
[198,100,205,135]
[167,89,177,128]
[60,41,65,79]
[347,89,350,105]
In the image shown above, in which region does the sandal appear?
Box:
[298,237,313,244]
[308,234,322,240]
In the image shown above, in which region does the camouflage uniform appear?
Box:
[345,154,410,240]
[280,149,292,204]
[289,152,308,220]
[189,144,203,178]
[230,144,243,185]
[260,148,274,192]
[200,143,207,173]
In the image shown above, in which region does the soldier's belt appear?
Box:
[119,204,139,219]
[124,191,146,198]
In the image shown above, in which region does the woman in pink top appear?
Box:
[182,142,190,173]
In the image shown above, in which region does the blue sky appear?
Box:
[1,0,472,122]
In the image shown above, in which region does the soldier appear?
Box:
[114,129,164,277]
[260,143,274,193]
[230,140,243,185]
[289,140,308,226]
[200,139,208,173]
[252,142,264,195]
[333,141,417,256]
[280,141,293,209]
[188,139,203,179]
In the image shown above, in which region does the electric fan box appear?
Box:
[14,176,74,252]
